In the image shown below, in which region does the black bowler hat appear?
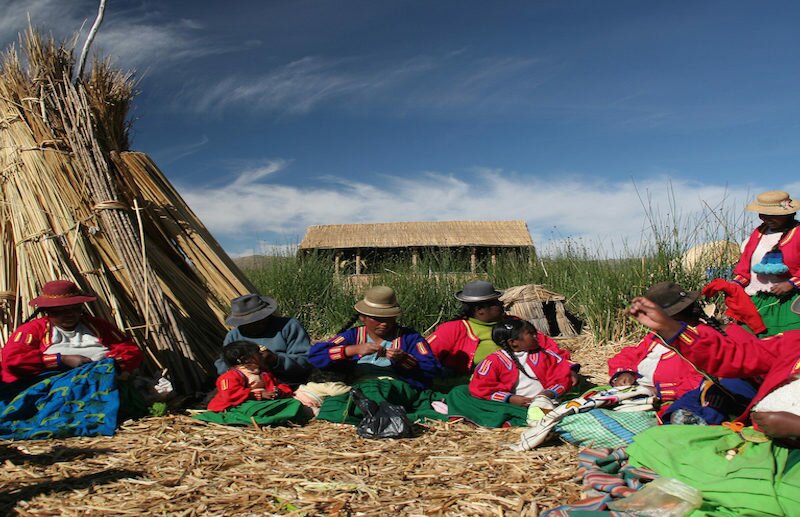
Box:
[225,294,278,326]
[644,282,699,317]
[455,281,503,303]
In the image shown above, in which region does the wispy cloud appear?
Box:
[152,135,209,165]
[0,0,230,73]
[178,162,770,256]
[185,52,548,115]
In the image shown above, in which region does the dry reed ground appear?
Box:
[0,335,627,516]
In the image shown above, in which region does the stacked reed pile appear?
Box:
[500,284,579,337]
[0,29,254,393]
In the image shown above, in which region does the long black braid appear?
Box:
[763,219,798,253]
[675,302,727,336]
[491,318,535,379]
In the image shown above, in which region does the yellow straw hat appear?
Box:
[745,190,800,215]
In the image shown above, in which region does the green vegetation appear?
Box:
[245,202,751,343]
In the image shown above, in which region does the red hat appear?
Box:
[29,280,97,308]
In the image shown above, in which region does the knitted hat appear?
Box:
[29,280,96,308]
[354,286,402,318]
[745,191,800,216]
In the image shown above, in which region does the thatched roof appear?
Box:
[299,220,534,250]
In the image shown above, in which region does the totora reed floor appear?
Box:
[0,335,627,516]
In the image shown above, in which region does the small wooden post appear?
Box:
[411,248,418,270]
[334,251,341,274]
[470,247,477,273]
[356,249,362,275]
[491,247,497,270]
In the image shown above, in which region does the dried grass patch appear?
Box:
[0,334,629,515]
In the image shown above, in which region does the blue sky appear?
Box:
[3,1,800,256]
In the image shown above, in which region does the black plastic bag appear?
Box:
[351,387,414,439]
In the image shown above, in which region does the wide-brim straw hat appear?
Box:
[644,281,699,317]
[354,286,402,318]
[455,280,503,303]
[745,190,800,215]
[29,280,96,308]
[225,294,278,326]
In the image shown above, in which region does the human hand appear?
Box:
[770,282,796,296]
[508,395,534,407]
[347,342,382,357]
[752,411,800,439]
[626,297,682,336]
[611,372,637,387]
[385,348,408,362]
[260,348,278,369]
[60,355,93,369]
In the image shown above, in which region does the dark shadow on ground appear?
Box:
[0,445,113,466]
[0,468,142,514]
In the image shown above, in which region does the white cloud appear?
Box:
[177,163,776,257]
[185,52,547,115]
[0,1,225,74]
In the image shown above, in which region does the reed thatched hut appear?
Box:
[299,220,535,274]
[0,30,253,394]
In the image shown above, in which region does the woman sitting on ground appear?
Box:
[215,293,312,383]
[427,280,573,389]
[732,190,800,335]
[308,286,445,424]
[0,280,144,439]
[621,295,800,516]
[608,281,755,425]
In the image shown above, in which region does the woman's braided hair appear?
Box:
[491,318,535,379]
[675,302,727,336]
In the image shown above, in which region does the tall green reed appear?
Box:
[244,196,752,343]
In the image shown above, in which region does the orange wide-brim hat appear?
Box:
[29,280,97,308]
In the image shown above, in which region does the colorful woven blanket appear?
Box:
[0,359,120,440]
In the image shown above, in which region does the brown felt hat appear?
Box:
[354,286,402,318]
[745,190,800,216]
[644,281,699,317]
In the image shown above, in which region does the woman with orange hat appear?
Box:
[732,190,800,335]
[0,280,143,439]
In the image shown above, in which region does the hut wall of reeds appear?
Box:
[299,220,535,274]
[0,30,254,394]
[500,284,580,337]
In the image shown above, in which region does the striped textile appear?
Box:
[540,447,657,517]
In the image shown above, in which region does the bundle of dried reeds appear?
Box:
[0,29,254,393]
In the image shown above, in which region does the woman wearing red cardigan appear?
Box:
[732,190,800,335]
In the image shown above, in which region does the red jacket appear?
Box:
[607,333,704,402]
[469,348,573,402]
[733,223,800,289]
[2,315,143,383]
[427,319,572,375]
[207,368,293,412]
[665,324,800,422]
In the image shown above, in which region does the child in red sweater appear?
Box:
[469,319,573,408]
[206,341,293,412]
